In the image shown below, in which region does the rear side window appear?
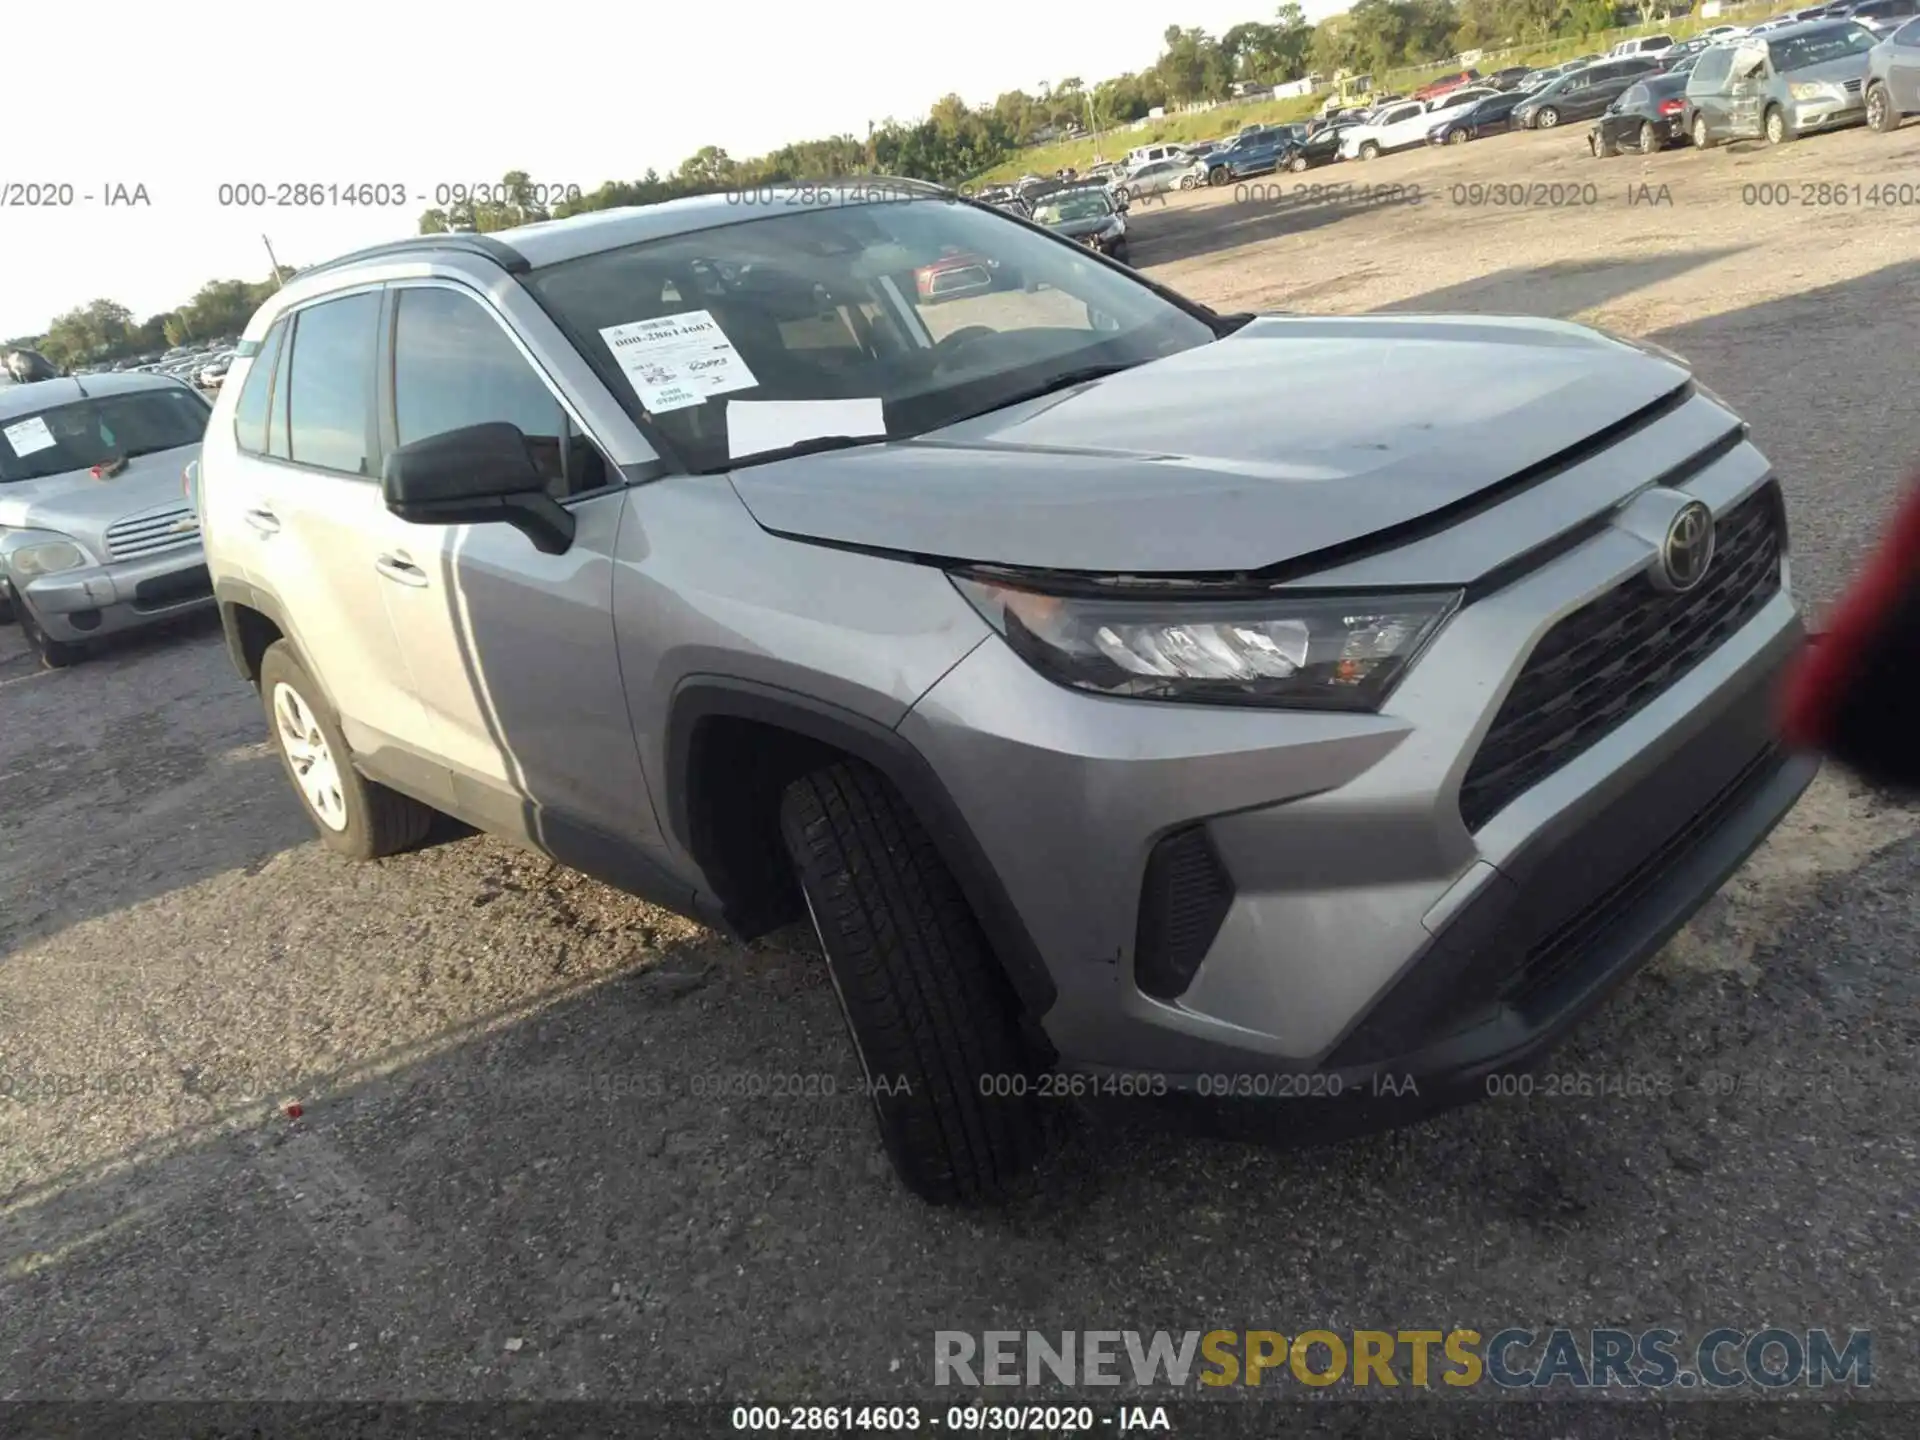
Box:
[391,286,608,499]
[1897,14,1920,36]
[1692,48,1735,85]
[232,317,288,456]
[284,292,379,475]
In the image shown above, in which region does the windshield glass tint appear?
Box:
[1033,192,1113,225]
[527,195,1216,472]
[1771,25,1876,65]
[0,387,209,482]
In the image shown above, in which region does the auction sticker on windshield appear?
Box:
[598,311,758,414]
[3,416,56,458]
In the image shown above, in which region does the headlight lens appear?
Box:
[10,540,88,577]
[1788,82,1825,100]
[951,574,1461,711]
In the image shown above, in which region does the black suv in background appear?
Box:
[1428,89,1536,143]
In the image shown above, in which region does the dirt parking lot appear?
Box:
[4,120,1920,1417]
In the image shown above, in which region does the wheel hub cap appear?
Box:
[273,682,348,832]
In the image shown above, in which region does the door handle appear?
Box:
[374,553,429,588]
[243,507,281,535]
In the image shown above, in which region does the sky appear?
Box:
[1,0,1342,340]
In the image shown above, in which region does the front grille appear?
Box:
[1843,79,1863,95]
[1458,484,1784,832]
[107,506,200,561]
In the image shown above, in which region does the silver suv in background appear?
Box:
[198,184,1816,1205]
[1,373,214,666]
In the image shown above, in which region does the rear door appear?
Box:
[231,288,440,768]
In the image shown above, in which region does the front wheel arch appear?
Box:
[664,677,1059,1022]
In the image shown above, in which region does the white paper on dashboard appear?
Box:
[2,415,56,457]
[726,398,887,461]
[597,309,759,414]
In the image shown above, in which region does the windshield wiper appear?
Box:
[719,432,890,472]
[944,361,1142,426]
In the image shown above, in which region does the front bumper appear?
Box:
[1792,94,1865,131]
[901,431,1809,1103]
[15,543,214,642]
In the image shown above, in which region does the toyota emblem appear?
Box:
[1657,500,1716,593]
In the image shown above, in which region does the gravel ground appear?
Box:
[3,120,1919,1418]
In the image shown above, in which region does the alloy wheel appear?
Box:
[272,681,349,831]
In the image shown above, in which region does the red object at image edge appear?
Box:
[1778,477,1920,755]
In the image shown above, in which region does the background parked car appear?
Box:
[1202,131,1292,181]
[1428,88,1537,142]
[1865,16,1920,127]
[1340,97,1442,156]
[1514,56,1664,127]
[1686,20,1878,145]
[1412,67,1481,100]
[1486,64,1535,88]
[1282,122,1355,168]
[1028,185,1129,261]
[1610,33,1677,56]
[1590,72,1695,153]
[1843,0,1920,34]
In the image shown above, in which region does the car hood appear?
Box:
[0,445,201,547]
[727,315,1691,574]
[1046,215,1117,237]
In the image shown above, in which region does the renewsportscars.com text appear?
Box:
[934,1328,1872,1390]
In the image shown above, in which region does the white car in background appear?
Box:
[1342,88,1497,158]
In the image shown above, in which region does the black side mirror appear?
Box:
[383,421,576,555]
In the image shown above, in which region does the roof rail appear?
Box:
[293,232,532,282]
[782,174,955,196]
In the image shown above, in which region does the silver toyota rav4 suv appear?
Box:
[197,180,1816,1205]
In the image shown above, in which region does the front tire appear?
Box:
[1866,82,1897,133]
[1289,152,1310,172]
[16,601,82,669]
[780,760,1041,1206]
[1764,105,1794,145]
[1359,141,1380,160]
[259,641,434,860]
[1448,128,1469,144]
[1537,106,1561,129]
[1208,166,1229,186]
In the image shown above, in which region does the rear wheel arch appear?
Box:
[664,677,1059,1021]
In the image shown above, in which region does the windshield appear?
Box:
[526,194,1216,473]
[1771,24,1876,65]
[1033,191,1113,225]
[0,386,210,483]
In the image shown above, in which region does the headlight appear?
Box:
[1788,83,1827,100]
[950,574,1461,711]
[10,540,88,578]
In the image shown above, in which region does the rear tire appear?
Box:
[1692,113,1716,149]
[258,640,435,860]
[779,760,1041,1206]
[16,601,82,669]
[1595,128,1618,157]
[1640,121,1661,153]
